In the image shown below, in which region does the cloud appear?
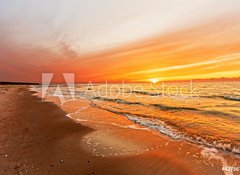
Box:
[130,53,240,75]
[0,7,240,82]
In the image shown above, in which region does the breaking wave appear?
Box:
[126,114,240,155]
[91,102,240,155]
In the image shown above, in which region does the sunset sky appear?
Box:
[0,0,240,83]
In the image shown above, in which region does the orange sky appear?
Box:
[0,1,240,83]
[74,16,240,83]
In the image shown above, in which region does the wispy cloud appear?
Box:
[129,53,240,75]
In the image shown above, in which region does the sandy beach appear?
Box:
[0,86,239,175]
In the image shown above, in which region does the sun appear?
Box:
[149,78,159,84]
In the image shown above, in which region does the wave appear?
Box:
[93,96,198,111]
[151,104,198,111]
[92,96,142,105]
[125,114,183,139]
[126,114,240,155]
[202,95,240,102]
[93,96,239,120]
[129,90,240,103]
[222,96,240,102]
[91,102,240,155]
[152,103,239,120]
[130,90,161,96]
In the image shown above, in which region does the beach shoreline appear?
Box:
[0,86,239,175]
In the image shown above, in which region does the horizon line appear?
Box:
[1,77,240,85]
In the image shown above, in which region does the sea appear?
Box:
[32,81,240,155]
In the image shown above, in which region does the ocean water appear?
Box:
[34,81,240,154]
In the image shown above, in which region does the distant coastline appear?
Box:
[0,81,40,85]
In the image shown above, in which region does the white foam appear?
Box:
[125,114,183,139]
[201,147,233,175]
[76,119,148,131]
[65,106,148,131]
[123,114,240,155]
[66,106,89,118]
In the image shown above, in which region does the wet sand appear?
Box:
[0,86,239,175]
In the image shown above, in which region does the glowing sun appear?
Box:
[149,78,159,84]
